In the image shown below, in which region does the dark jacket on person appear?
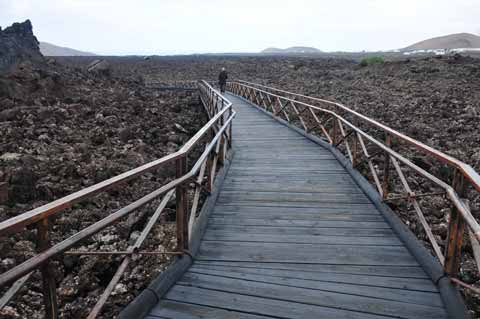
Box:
[218,70,228,85]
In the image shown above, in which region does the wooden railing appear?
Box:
[0,80,235,318]
[229,80,480,292]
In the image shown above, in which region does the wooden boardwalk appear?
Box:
[146,94,449,318]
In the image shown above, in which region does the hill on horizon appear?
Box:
[404,33,480,50]
[261,46,322,54]
[39,41,96,56]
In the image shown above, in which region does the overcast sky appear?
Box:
[1,0,479,55]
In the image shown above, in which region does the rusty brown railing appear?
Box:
[0,80,235,318]
[229,80,480,292]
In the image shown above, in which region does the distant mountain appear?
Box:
[39,41,96,56]
[261,46,322,54]
[404,33,480,50]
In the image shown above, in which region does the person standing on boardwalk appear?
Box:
[218,67,228,93]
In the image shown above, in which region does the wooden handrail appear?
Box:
[236,80,480,193]
[0,110,235,287]
[229,80,480,290]
[0,81,232,236]
[0,80,235,319]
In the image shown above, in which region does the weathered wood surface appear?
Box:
[147,94,448,318]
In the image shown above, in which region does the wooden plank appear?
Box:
[217,193,371,205]
[232,159,337,165]
[176,273,446,318]
[232,136,306,141]
[232,158,336,163]
[234,142,320,148]
[233,145,324,151]
[211,211,384,221]
[234,139,311,145]
[197,241,419,266]
[221,185,363,194]
[230,162,344,168]
[228,166,346,172]
[224,173,353,179]
[217,190,369,199]
[233,125,298,128]
[229,162,344,167]
[207,217,391,229]
[148,300,272,319]
[193,260,429,279]
[214,203,381,216]
[224,174,355,183]
[232,154,334,159]
[233,123,286,127]
[190,263,436,291]
[232,154,334,160]
[222,182,357,189]
[222,182,360,190]
[233,118,277,122]
[232,135,312,140]
[205,225,395,237]
[218,190,368,200]
[226,171,352,177]
[232,145,329,150]
[213,201,374,208]
[214,202,377,210]
[187,267,443,306]
[233,135,311,140]
[161,285,390,319]
[234,126,296,130]
[203,232,402,246]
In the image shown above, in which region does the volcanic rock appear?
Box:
[0,20,44,74]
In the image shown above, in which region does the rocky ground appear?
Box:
[1,53,480,317]
[0,58,207,319]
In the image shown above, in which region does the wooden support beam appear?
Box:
[391,157,445,264]
[37,218,58,319]
[444,170,466,276]
[382,135,392,199]
[175,157,189,251]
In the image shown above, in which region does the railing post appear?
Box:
[382,135,391,199]
[444,169,466,276]
[206,153,213,193]
[218,135,226,165]
[209,88,213,114]
[218,99,226,164]
[204,128,214,193]
[37,218,58,319]
[351,134,358,166]
[332,119,339,145]
[175,156,189,252]
[228,107,233,147]
[220,99,225,124]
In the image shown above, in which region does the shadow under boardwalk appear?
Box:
[146,93,449,318]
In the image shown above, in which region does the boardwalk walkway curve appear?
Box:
[139,89,469,319]
[0,80,475,318]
